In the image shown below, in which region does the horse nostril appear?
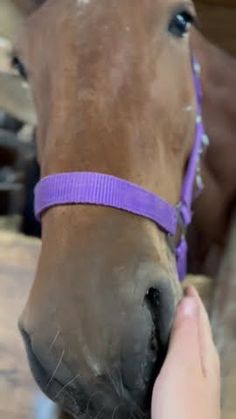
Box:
[144,283,175,367]
[146,287,161,309]
[120,284,172,408]
[145,287,161,352]
[145,287,162,331]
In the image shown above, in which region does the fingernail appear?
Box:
[180,296,198,318]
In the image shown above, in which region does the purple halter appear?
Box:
[34,58,209,280]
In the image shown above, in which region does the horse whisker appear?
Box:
[105,368,121,398]
[54,372,81,400]
[49,330,60,351]
[111,404,121,419]
[46,348,65,390]
[94,405,106,419]
[85,390,104,416]
[116,366,125,399]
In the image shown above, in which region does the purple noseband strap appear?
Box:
[34,57,208,281]
[35,172,177,235]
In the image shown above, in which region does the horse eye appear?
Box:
[12,56,28,80]
[168,11,194,38]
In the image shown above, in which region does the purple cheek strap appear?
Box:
[34,58,209,281]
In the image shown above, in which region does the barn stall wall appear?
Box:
[196,0,236,55]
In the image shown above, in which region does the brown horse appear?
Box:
[15,0,211,417]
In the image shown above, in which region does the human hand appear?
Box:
[151,286,221,419]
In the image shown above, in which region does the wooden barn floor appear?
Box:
[0,230,57,419]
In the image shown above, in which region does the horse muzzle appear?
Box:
[19,270,180,418]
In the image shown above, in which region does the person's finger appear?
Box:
[163,292,202,374]
[187,286,220,378]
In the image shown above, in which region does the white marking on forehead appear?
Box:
[76,0,91,4]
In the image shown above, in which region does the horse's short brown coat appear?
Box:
[17,0,236,417]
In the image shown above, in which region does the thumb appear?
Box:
[163,292,202,372]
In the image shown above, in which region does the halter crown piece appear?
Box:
[34,57,209,281]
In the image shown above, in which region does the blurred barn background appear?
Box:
[0,0,39,238]
[0,1,235,418]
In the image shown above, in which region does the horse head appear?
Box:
[18,0,199,417]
